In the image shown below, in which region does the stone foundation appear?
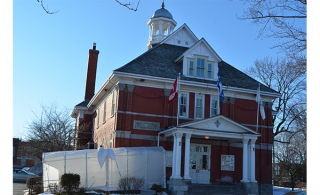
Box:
[259,184,273,195]
[166,179,190,195]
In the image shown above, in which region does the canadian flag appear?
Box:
[168,78,178,104]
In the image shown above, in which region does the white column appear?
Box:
[170,133,177,179]
[250,138,257,183]
[167,22,171,36]
[153,22,157,36]
[184,133,192,180]
[150,23,154,40]
[159,21,164,36]
[241,138,250,183]
[174,132,183,179]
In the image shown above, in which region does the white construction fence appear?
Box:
[42,147,166,193]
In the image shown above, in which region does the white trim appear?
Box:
[178,115,261,135]
[87,72,115,108]
[164,128,259,140]
[174,38,222,63]
[86,71,280,111]
[160,23,199,47]
[241,123,274,129]
[112,71,280,98]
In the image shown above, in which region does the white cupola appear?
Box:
[147,1,177,50]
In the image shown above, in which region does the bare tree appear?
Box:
[24,103,90,160]
[36,0,141,14]
[239,0,306,71]
[245,56,306,139]
[274,130,306,190]
[245,56,306,184]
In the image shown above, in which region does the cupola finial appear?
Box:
[161,0,164,8]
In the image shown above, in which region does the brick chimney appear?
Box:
[84,43,99,100]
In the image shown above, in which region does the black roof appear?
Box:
[115,43,277,93]
[76,99,90,107]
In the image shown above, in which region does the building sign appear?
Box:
[221,155,234,171]
[165,151,173,167]
[133,120,160,131]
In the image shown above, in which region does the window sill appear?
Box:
[184,75,217,81]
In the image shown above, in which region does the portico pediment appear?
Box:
[161,115,260,139]
[180,115,259,135]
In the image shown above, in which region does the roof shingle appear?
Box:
[115,44,277,93]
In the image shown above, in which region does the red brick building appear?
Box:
[72,3,278,194]
[13,139,37,168]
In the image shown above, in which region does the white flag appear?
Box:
[256,86,266,120]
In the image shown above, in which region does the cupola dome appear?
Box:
[152,2,173,19]
[147,1,177,50]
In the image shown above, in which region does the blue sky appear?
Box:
[11,0,305,140]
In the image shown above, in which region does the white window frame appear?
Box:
[210,95,219,117]
[207,62,214,79]
[187,55,215,79]
[103,100,107,122]
[111,91,116,117]
[187,58,195,76]
[97,107,100,128]
[194,94,204,119]
[109,139,113,148]
[179,93,189,118]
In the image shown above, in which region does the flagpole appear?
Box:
[177,73,181,126]
[217,69,220,115]
[256,84,260,132]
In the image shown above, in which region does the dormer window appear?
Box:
[208,63,212,78]
[189,61,194,75]
[187,55,215,79]
[196,58,205,77]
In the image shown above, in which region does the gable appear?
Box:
[180,115,259,135]
[182,39,221,63]
[176,38,222,80]
[161,24,198,48]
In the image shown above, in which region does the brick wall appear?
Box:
[90,84,273,185]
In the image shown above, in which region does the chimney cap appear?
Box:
[93,42,96,50]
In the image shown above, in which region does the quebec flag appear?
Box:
[256,85,266,120]
[217,71,224,102]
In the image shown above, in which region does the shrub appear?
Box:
[26,177,42,187]
[150,184,164,195]
[60,173,81,193]
[33,184,42,194]
[118,177,145,194]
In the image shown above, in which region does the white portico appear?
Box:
[159,115,261,184]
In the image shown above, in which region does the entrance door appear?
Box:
[189,144,210,184]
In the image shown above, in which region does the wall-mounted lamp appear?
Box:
[205,136,209,139]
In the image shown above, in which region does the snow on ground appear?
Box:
[273,186,305,195]
[41,187,305,195]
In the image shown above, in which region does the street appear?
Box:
[13,181,28,195]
